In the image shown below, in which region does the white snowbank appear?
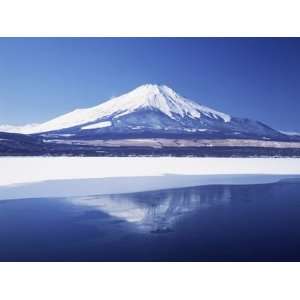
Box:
[1,157,300,187]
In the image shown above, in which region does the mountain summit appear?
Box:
[92,83,232,123]
[0,84,287,140]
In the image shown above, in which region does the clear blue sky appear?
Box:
[0,38,300,131]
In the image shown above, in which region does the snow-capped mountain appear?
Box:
[0,84,289,140]
[1,84,231,134]
[0,124,40,134]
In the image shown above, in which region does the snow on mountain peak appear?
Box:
[0,123,40,134]
[97,83,231,122]
[0,84,231,134]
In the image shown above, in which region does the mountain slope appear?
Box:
[0,84,289,140]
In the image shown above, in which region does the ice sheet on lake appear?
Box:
[0,174,299,201]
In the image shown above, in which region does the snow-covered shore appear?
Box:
[1,157,300,187]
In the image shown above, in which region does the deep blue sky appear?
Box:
[0,38,299,131]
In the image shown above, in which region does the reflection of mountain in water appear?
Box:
[68,185,232,232]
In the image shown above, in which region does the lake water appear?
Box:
[1,177,300,261]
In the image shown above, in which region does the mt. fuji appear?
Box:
[0,84,288,140]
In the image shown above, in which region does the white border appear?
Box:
[0,0,299,36]
[1,0,300,299]
[1,263,300,300]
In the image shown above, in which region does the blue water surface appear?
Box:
[1,177,300,261]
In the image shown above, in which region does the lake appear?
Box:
[1,177,300,261]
